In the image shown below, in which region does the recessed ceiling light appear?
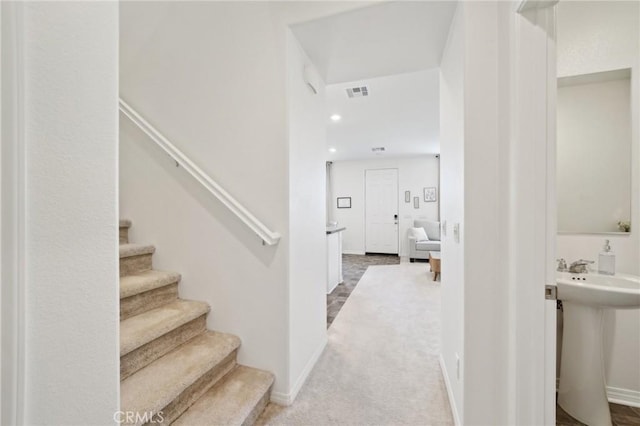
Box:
[328,147,337,153]
[330,114,341,121]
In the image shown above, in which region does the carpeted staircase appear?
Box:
[119,219,274,426]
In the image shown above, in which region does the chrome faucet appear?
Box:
[557,258,568,272]
[569,259,594,274]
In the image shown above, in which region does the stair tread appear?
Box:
[121,331,241,422]
[120,299,209,356]
[120,219,132,228]
[120,243,155,258]
[120,270,181,299]
[173,365,274,426]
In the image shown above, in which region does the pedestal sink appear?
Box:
[557,272,640,426]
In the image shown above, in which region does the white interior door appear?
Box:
[365,169,398,254]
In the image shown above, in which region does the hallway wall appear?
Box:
[286,30,328,402]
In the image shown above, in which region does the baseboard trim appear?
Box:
[271,335,328,406]
[270,391,290,406]
[439,355,461,426]
[607,386,640,408]
[555,381,640,408]
[342,250,365,255]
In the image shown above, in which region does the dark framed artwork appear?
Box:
[413,197,419,209]
[337,197,352,209]
[405,191,411,203]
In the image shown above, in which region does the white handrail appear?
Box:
[119,98,281,246]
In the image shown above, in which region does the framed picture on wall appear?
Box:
[413,197,419,209]
[405,191,411,203]
[424,187,437,202]
[337,197,352,209]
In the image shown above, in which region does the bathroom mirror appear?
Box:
[557,69,632,234]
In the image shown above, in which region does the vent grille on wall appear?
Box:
[346,86,369,98]
[371,147,385,153]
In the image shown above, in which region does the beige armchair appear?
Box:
[408,220,441,262]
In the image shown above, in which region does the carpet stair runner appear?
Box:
[119,219,274,426]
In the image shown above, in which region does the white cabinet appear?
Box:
[326,227,345,294]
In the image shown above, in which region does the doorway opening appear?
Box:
[291,3,449,328]
[272,1,455,424]
[554,2,640,425]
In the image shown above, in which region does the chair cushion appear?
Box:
[415,220,440,241]
[409,227,429,242]
[416,240,441,251]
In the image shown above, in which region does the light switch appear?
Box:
[453,223,460,243]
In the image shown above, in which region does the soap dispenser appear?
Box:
[598,239,616,276]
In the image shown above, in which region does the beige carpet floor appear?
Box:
[327,254,401,327]
[257,263,454,426]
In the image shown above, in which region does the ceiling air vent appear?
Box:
[346,86,369,98]
[371,147,385,153]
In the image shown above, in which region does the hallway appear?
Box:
[259,263,452,425]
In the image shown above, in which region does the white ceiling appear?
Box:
[325,69,440,161]
[291,1,456,84]
[292,1,454,161]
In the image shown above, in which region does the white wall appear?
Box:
[556,0,640,399]
[21,2,120,424]
[330,156,440,257]
[557,1,638,79]
[438,4,465,422]
[119,1,368,403]
[286,31,328,401]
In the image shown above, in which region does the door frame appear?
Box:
[1,3,26,425]
[512,1,557,425]
[364,168,399,255]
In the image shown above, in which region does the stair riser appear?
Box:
[151,351,238,426]
[121,315,207,381]
[120,254,153,277]
[243,384,273,426]
[120,283,179,321]
[120,226,129,244]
